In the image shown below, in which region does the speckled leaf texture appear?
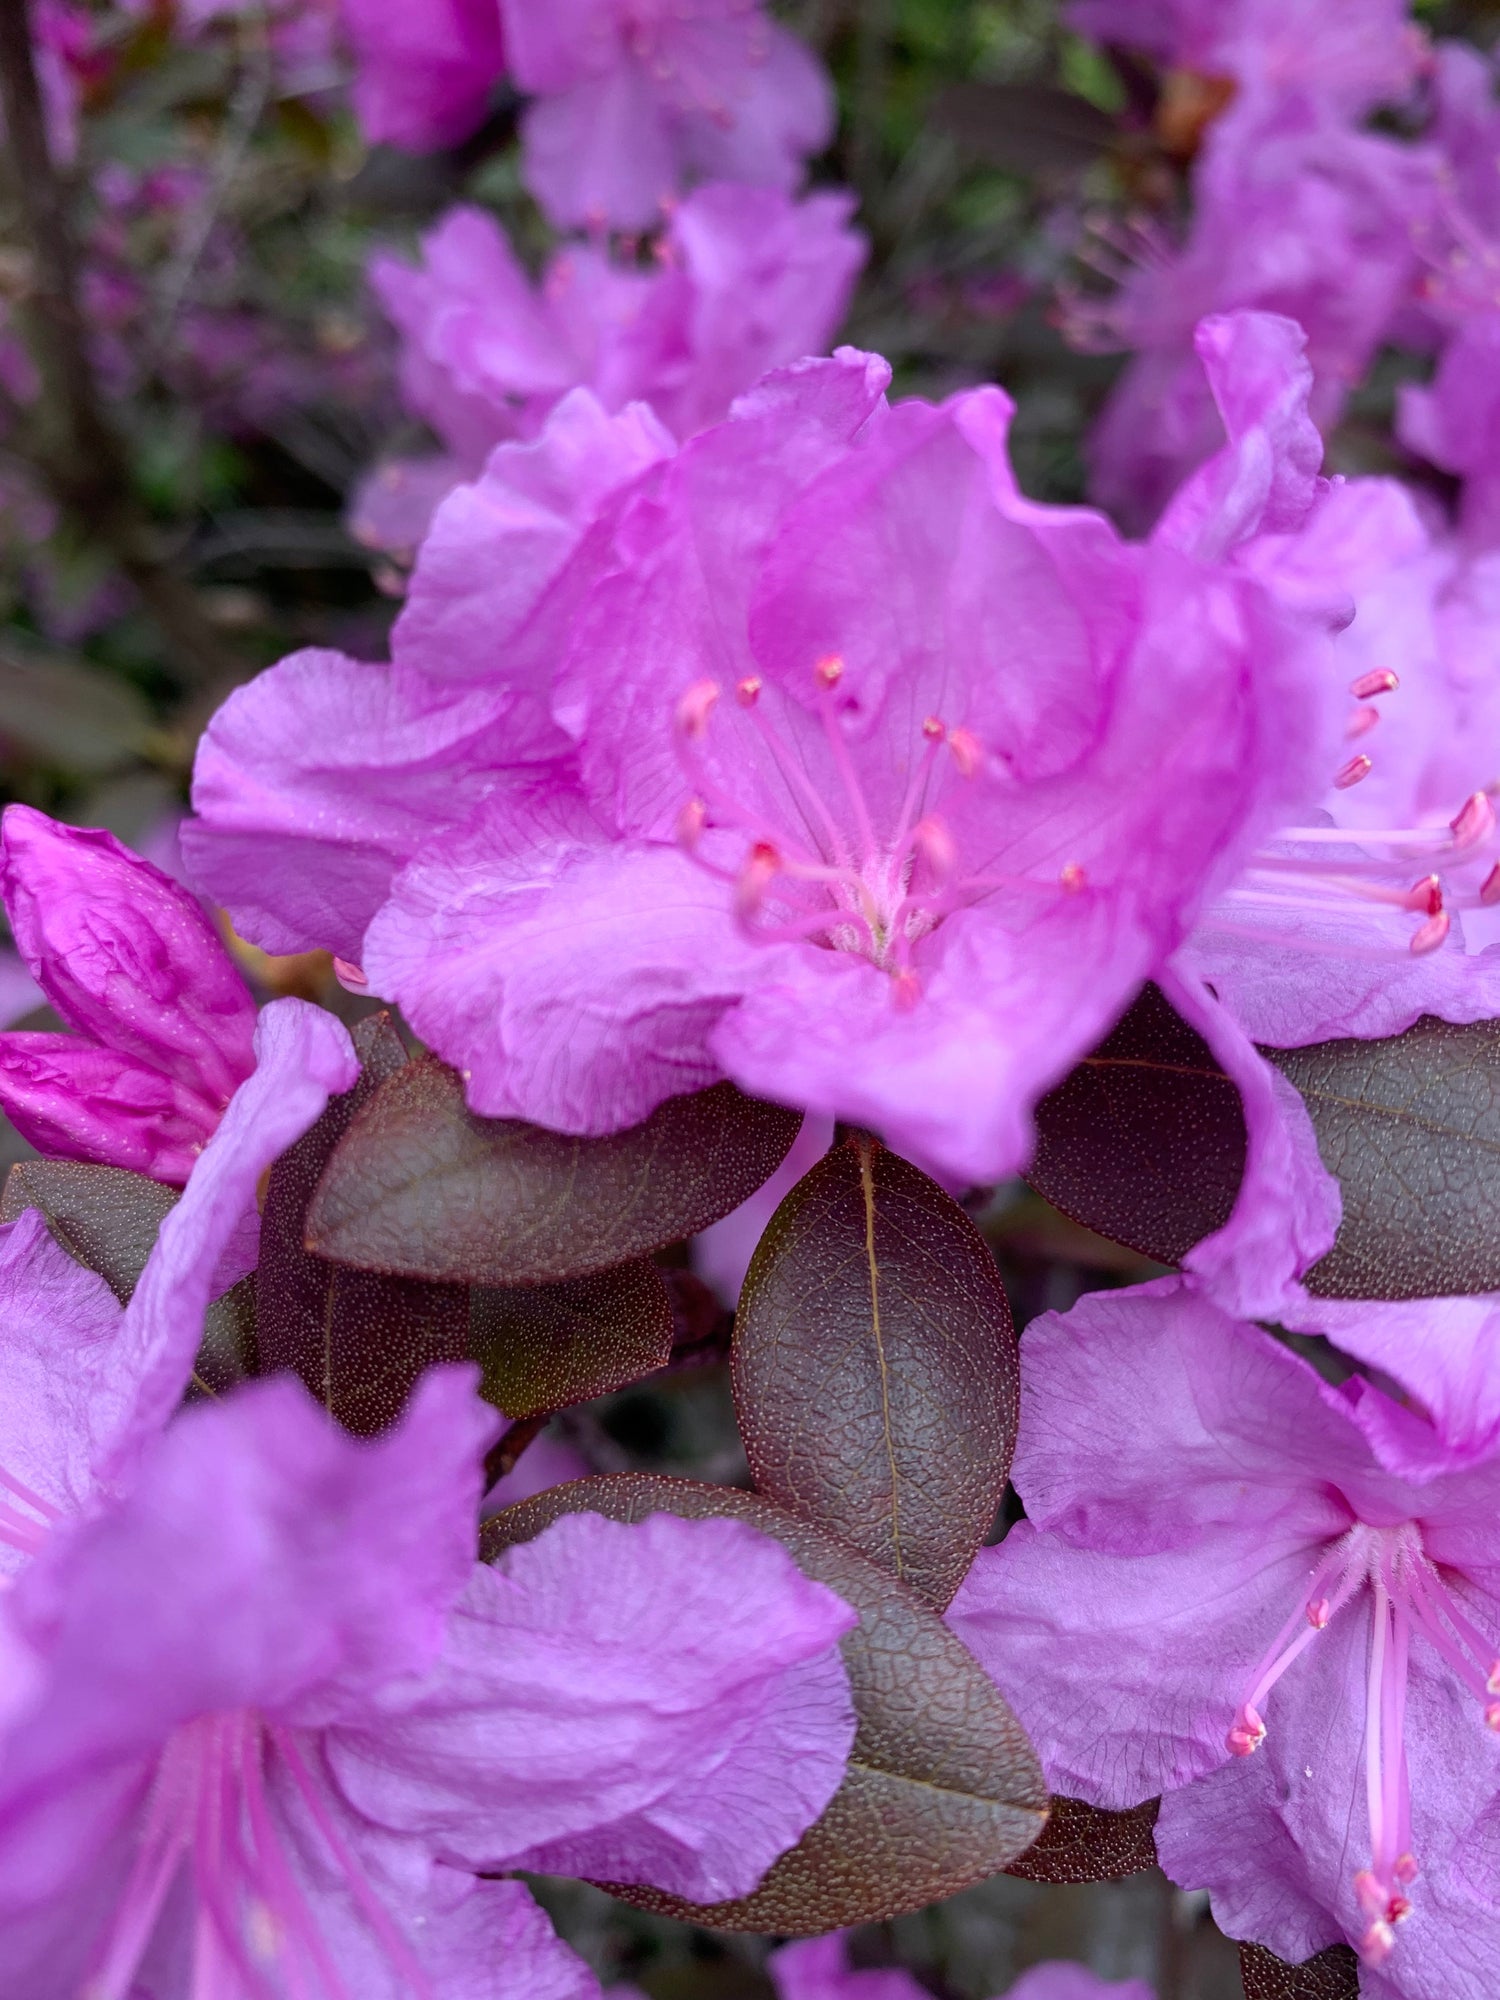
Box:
[469,1263,673,1421]
[306,1065,803,1285]
[256,1012,468,1434]
[733,1134,1017,1612]
[1238,1942,1359,1999]
[1003,1794,1159,1883]
[1027,989,1500,1300]
[483,1473,1048,1931]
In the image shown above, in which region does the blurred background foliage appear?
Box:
[5,3,1500,1993]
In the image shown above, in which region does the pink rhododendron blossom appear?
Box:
[770,1933,1155,2000]
[351,186,865,554]
[1066,0,1422,113]
[341,0,505,151]
[0,1360,857,1993]
[499,0,834,230]
[0,808,258,1184]
[1083,91,1429,531]
[950,1279,1500,1990]
[189,322,1340,1185]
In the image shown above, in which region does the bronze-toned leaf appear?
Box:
[1238,1942,1359,2000]
[256,1014,467,1434]
[483,1473,1048,1932]
[733,1134,1017,1611]
[935,82,1117,173]
[470,1263,674,1421]
[306,1064,803,1285]
[1028,990,1500,1300]
[1004,1794,1158,1884]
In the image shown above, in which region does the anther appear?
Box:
[333,957,368,989]
[921,715,945,741]
[1484,1700,1500,1732]
[1411,909,1451,956]
[1347,705,1381,739]
[1334,754,1373,790]
[1395,1852,1419,1886]
[1487,1661,1500,1695]
[675,797,707,849]
[1227,1704,1265,1756]
[814,653,845,692]
[1408,874,1442,917]
[1307,1597,1330,1629]
[677,679,721,739]
[947,727,983,779]
[913,817,957,879]
[735,843,781,917]
[1450,790,1497,850]
[1482,863,1500,906]
[735,676,762,708]
[1360,1919,1396,1969]
[1350,669,1400,698]
[1059,862,1087,894]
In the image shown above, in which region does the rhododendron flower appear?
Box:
[340,0,505,151]
[1066,0,1422,113]
[0,808,257,1184]
[771,1934,1155,2000]
[1083,90,1428,530]
[0,1357,857,1993]
[499,0,833,230]
[189,321,1340,1185]
[950,1279,1500,1992]
[351,186,865,555]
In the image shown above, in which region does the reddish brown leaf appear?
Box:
[1238,1942,1359,1999]
[1004,1794,1158,1884]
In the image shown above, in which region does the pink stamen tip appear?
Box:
[1450,790,1497,849]
[1483,863,1500,907]
[736,842,781,917]
[333,957,368,989]
[1411,909,1451,956]
[1307,1597,1331,1629]
[735,675,762,708]
[1350,669,1400,698]
[1059,862,1086,894]
[1354,1870,1385,1920]
[921,715,945,740]
[1487,1661,1500,1695]
[1227,1704,1265,1756]
[1360,1920,1396,1969]
[1395,1853,1419,1885]
[913,817,957,878]
[677,679,721,739]
[676,797,707,849]
[1347,704,1381,739]
[891,970,922,1012]
[1334,753,1374,790]
[947,727,983,779]
[814,653,845,691]
[1484,1700,1500,1732]
[1408,874,1443,917]
[1389,1895,1413,1925]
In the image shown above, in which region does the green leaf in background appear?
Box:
[733,1133,1018,1611]
[256,1013,468,1434]
[483,1472,1048,1932]
[306,1064,804,1285]
[470,1263,674,1422]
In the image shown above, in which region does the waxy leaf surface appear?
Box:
[482,1472,1048,1932]
[306,1063,803,1285]
[1003,1794,1159,1884]
[733,1134,1017,1610]
[470,1263,674,1421]
[256,1014,468,1434]
[1028,990,1500,1300]
[1238,1942,1359,2000]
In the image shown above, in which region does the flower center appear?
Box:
[672,655,1085,1009]
[1227,1519,1500,1968]
[84,1712,433,2000]
[1216,668,1500,959]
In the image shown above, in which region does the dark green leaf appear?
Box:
[733,1134,1017,1611]
[306,1064,803,1285]
[256,1014,468,1434]
[483,1473,1048,1932]
[470,1263,674,1422]
[1004,1794,1158,1884]
[1,1156,255,1385]
[1238,1942,1359,2000]
[1028,990,1500,1300]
